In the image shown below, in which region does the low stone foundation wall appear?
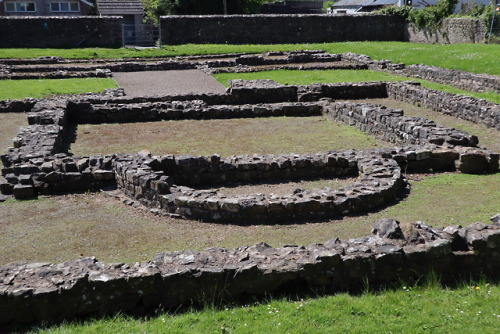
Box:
[1,217,499,328]
[1,80,498,202]
[325,101,479,147]
[387,82,500,130]
[69,101,323,124]
[340,53,500,95]
[114,150,402,223]
[0,98,38,113]
[401,65,500,94]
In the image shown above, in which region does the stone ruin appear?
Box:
[1,80,498,218]
[0,56,499,328]
[1,217,500,329]
[1,51,498,94]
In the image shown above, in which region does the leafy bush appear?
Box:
[323,1,336,12]
[378,0,459,29]
[155,0,263,16]
[461,2,496,31]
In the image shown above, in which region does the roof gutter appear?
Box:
[81,0,94,7]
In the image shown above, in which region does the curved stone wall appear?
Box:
[114,150,402,224]
[1,81,498,201]
[0,77,499,329]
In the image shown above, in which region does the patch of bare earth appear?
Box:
[195,177,358,196]
[71,116,386,157]
[0,192,376,265]
[0,113,28,168]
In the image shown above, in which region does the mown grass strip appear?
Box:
[0,42,498,75]
[36,280,500,333]
[0,78,118,100]
[1,172,498,265]
[71,116,385,157]
[213,69,500,104]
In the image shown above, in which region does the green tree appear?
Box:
[155,0,263,16]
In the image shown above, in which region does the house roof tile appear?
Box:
[97,0,144,15]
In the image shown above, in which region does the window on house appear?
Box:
[50,2,80,12]
[4,2,36,12]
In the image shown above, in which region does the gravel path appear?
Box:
[112,70,227,97]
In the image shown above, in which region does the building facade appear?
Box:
[0,0,93,16]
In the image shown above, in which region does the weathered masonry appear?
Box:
[0,70,499,328]
[1,80,498,223]
[1,217,500,328]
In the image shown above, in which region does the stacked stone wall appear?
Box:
[325,101,479,147]
[160,14,405,45]
[402,65,499,94]
[114,150,403,223]
[0,16,123,48]
[1,218,500,328]
[405,17,487,44]
[69,101,323,124]
[387,82,500,130]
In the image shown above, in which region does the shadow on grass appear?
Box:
[17,273,500,333]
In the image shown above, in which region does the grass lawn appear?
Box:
[213,70,500,104]
[70,116,385,157]
[1,172,498,265]
[36,279,500,333]
[1,45,499,332]
[0,78,117,100]
[1,42,499,75]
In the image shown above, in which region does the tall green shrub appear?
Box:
[378,0,459,29]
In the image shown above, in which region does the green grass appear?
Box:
[37,279,500,333]
[213,69,500,104]
[71,116,385,157]
[0,70,497,103]
[1,42,499,75]
[0,78,118,100]
[1,173,498,265]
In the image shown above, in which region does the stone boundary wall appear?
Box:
[0,17,123,48]
[1,217,500,328]
[325,101,479,147]
[405,17,487,44]
[387,82,500,130]
[160,14,405,44]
